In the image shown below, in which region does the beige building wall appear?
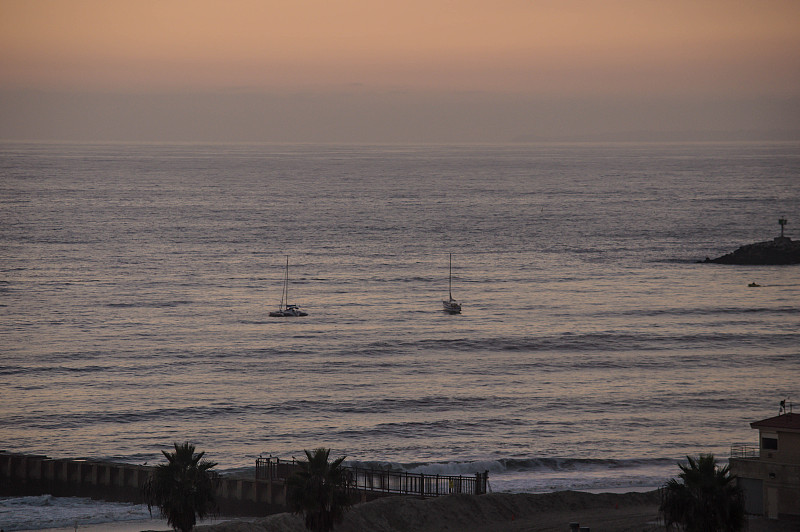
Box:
[731,417,800,519]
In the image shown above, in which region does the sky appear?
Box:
[1,0,799,143]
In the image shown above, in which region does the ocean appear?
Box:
[1,141,799,530]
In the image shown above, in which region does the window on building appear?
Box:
[761,437,778,450]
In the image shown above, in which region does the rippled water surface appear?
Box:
[2,142,799,496]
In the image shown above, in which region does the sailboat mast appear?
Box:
[449,253,453,299]
[284,256,289,309]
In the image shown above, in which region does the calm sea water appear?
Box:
[1,141,799,528]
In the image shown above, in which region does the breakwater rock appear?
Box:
[704,237,800,265]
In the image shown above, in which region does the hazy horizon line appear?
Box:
[2,89,797,144]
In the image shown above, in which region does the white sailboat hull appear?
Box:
[443,299,461,314]
[269,306,308,317]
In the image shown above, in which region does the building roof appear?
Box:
[750,412,800,432]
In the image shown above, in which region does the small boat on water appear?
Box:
[269,256,308,317]
[442,253,462,314]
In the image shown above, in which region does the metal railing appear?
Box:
[256,456,299,481]
[255,457,489,496]
[348,466,488,496]
[730,443,759,459]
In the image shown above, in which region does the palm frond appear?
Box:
[659,454,745,532]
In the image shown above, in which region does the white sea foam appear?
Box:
[0,495,152,531]
[345,457,677,494]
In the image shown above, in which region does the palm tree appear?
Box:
[660,454,746,532]
[142,442,219,532]
[286,448,355,532]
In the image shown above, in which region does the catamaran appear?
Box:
[442,253,462,314]
[269,256,308,317]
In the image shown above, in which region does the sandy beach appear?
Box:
[193,490,664,532]
[31,489,799,532]
[192,490,798,532]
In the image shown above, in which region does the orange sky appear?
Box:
[1,0,798,142]
[2,0,799,95]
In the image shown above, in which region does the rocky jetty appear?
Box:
[704,237,800,265]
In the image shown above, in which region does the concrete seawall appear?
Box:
[0,451,288,516]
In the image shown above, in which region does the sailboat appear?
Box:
[442,253,462,314]
[269,256,308,317]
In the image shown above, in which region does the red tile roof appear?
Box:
[750,413,800,432]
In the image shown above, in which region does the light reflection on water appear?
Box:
[1,142,798,493]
